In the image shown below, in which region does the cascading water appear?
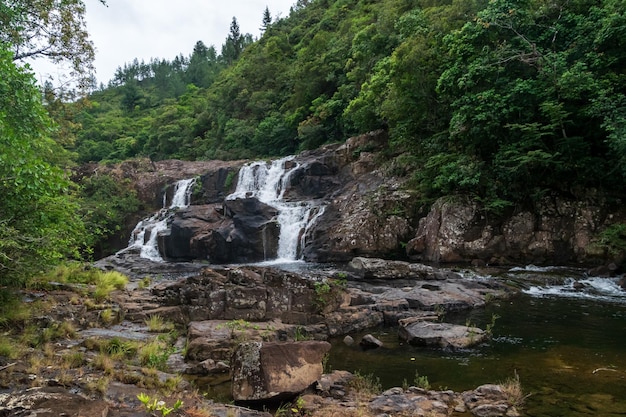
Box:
[124,177,197,262]
[227,156,324,262]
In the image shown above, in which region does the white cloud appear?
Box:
[32,0,295,85]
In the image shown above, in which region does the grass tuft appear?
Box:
[500,371,528,408]
[145,314,174,332]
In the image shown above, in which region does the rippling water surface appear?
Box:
[327,267,626,416]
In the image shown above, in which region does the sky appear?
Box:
[33,0,296,86]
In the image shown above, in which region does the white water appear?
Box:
[458,266,626,303]
[523,276,626,303]
[125,178,197,262]
[227,156,324,262]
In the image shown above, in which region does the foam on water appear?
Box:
[523,276,626,303]
[227,156,324,261]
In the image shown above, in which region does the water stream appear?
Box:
[326,268,626,416]
[227,156,324,262]
[124,177,197,262]
[122,156,324,264]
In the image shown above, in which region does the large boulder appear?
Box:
[161,198,280,263]
[231,341,331,401]
[301,131,416,263]
[151,266,327,323]
[160,204,230,261]
[303,184,414,262]
[347,257,456,281]
[398,317,487,349]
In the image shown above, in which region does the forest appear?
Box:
[1,0,625,287]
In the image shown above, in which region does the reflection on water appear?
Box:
[327,269,626,416]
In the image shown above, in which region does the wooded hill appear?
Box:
[69,0,626,209]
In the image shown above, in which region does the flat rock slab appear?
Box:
[399,318,487,349]
[0,387,110,417]
[348,257,440,280]
[376,280,491,312]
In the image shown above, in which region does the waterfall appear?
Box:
[124,177,197,262]
[227,156,323,262]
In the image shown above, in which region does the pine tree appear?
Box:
[261,6,272,33]
[221,17,243,64]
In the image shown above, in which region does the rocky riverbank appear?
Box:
[0,259,523,416]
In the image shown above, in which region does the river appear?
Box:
[326,267,626,416]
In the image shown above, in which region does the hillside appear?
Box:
[68,0,626,209]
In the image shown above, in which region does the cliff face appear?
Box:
[89,132,624,268]
[405,195,622,266]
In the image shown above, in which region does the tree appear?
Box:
[434,0,625,202]
[187,40,220,88]
[261,6,272,34]
[221,17,244,64]
[0,0,106,90]
[0,45,85,286]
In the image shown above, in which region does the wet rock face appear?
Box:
[161,198,280,263]
[303,182,415,263]
[91,131,624,266]
[231,341,331,401]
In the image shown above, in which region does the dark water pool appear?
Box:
[327,278,626,416]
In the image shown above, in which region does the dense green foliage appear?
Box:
[78,174,141,257]
[70,0,626,207]
[1,0,106,90]
[0,0,140,287]
[0,45,85,286]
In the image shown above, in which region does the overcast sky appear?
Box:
[34,0,296,86]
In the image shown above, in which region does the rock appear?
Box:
[368,390,452,417]
[198,359,230,374]
[185,319,310,363]
[347,257,452,281]
[343,335,355,346]
[304,185,415,263]
[398,318,487,349]
[407,194,619,266]
[324,306,384,336]
[0,387,110,417]
[151,266,324,323]
[462,384,520,417]
[316,370,355,398]
[376,280,495,312]
[185,320,234,362]
[162,198,280,263]
[94,133,625,266]
[79,159,245,257]
[207,404,273,417]
[360,334,383,349]
[231,341,331,401]
[588,263,621,277]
